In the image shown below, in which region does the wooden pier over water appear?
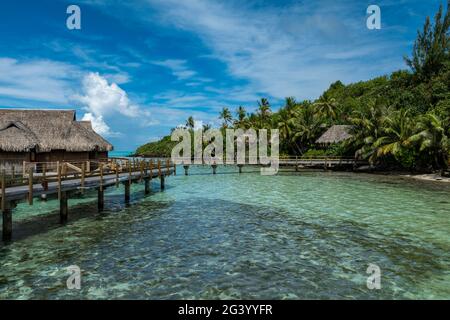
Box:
[1,155,368,242]
[178,156,368,175]
[1,158,175,242]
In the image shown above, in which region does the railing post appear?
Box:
[99,163,103,192]
[166,159,170,176]
[28,167,33,205]
[57,161,62,200]
[81,162,86,194]
[115,165,119,188]
[1,169,6,212]
[42,163,47,189]
[128,160,132,185]
[149,160,153,179]
[158,160,162,178]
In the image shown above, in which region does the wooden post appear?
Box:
[184,165,189,176]
[42,163,47,187]
[11,165,15,180]
[144,178,150,195]
[149,160,153,179]
[212,163,217,175]
[81,162,86,194]
[86,161,91,173]
[98,188,104,212]
[22,161,26,180]
[60,191,68,224]
[238,164,243,174]
[57,161,62,200]
[128,160,132,184]
[1,170,6,212]
[124,181,130,204]
[115,165,119,188]
[158,160,162,177]
[160,174,165,191]
[99,163,104,192]
[166,159,170,176]
[28,167,33,205]
[2,202,12,242]
[173,161,177,176]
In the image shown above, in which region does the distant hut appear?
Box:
[0,109,113,168]
[316,125,353,146]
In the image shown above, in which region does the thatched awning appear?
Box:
[0,109,113,153]
[316,125,353,144]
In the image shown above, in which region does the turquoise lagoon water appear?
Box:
[0,166,449,299]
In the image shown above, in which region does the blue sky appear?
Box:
[0,0,445,150]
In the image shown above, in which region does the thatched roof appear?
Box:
[316,125,353,144]
[0,109,113,152]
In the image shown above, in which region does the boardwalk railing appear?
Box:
[1,157,176,242]
[0,158,175,208]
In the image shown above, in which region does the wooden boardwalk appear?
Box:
[1,158,175,242]
[177,156,368,175]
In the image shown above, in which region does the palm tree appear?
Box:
[408,113,449,169]
[347,100,386,161]
[185,116,195,129]
[202,123,212,132]
[277,107,297,153]
[314,93,340,124]
[372,109,416,168]
[285,97,297,113]
[219,107,233,128]
[291,102,321,154]
[235,106,247,128]
[257,98,271,127]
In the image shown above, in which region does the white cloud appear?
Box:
[81,112,120,136]
[0,57,80,103]
[74,72,153,136]
[152,59,197,80]
[141,0,406,100]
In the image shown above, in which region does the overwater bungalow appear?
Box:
[0,109,113,170]
[316,125,353,146]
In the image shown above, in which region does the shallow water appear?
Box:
[0,166,449,299]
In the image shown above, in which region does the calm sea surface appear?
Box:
[0,166,449,299]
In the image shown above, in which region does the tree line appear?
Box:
[136,2,449,171]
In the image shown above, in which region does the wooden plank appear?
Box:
[66,162,82,173]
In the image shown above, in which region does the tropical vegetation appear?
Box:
[135,2,450,172]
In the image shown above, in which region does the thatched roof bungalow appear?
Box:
[0,109,113,164]
[316,125,353,145]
